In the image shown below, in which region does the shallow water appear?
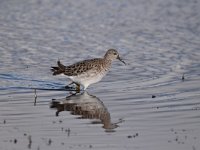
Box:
[0,0,200,150]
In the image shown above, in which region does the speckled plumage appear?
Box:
[51,49,125,90]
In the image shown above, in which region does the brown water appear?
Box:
[0,0,200,150]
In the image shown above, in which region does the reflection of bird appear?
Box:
[50,91,122,131]
[51,49,125,91]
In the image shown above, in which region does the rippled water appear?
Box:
[0,0,200,150]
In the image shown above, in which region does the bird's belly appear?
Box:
[69,71,106,87]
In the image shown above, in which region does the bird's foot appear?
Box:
[65,82,81,93]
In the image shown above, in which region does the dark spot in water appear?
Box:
[14,139,17,144]
[56,111,59,116]
[152,95,156,98]
[127,133,139,139]
[28,135,32,149]
[182,74,185,81]
[47,138,52,146]
[24,133,27,136]
[65,128,71,136]
[3,119,6,124]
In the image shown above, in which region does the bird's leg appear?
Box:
[65,82,75,89]
[75,83,81,93]
[69,82,75,85]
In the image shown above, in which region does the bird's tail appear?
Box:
[51,60,66,75]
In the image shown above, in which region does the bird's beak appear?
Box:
[117,55,126,65]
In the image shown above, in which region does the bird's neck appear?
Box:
[103,57,112,68]
[104,55,113,62]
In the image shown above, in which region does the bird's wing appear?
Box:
[64,58,102,76]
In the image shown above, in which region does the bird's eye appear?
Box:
[113,52,117,55]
